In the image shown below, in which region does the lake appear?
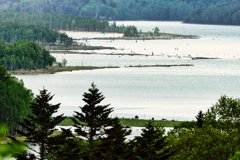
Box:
[15,21,240,121]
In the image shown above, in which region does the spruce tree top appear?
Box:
[72,83,114,139]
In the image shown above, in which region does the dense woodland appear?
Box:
[0,40,56,70]
[0,12,126,32]
[0,20,73,45]
[184,2,240,25]
[0,0,238,21]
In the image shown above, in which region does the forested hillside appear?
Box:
[184,2,240,25]
[0,12,125,32]
[0,0,237,20]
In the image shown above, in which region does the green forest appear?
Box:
[0,20,73,45]
[184,2,240,25]
[0,0,238,21]
[0,12,126,32]
[0,66,33,135]
[0,40,56,70]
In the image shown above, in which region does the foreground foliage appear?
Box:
[0,124,25,159]
[168,95,240,160]
[169,125,240,160]
[4,82,240,159]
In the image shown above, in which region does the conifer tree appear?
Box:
[15,89,68,160]
[195,110,204,128]
[132,121,173,160]
[72,83,114,160]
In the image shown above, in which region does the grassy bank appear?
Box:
[46,45,115,50]
[9,66,119,75]
[57,117,182,127]
[1,118,181,144]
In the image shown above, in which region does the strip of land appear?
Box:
[9,64,194,75]
[50,51,146,55]
[191,57,220,60]
[73,34,199,41]
[129,64,194,67]
[9,66,119,75]
[46,45,115,50]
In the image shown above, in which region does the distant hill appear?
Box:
[184,2,240,25]
[0,0,237,21]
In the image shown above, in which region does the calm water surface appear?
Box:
[16,21,240,121]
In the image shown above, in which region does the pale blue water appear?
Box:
[15,21,240,121]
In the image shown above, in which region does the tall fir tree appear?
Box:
[72,83,114,160]
[14,89,69,160]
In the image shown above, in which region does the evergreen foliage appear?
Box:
[0,40,56,70]
[15,89,69,160]
[0,20,73,45]
[72,83,115,160]
[43,128,82,160]
[0,66,33,132]
[195,110,204,128]
[99,117,132,160]
[132,121,173,160]
[0,12,126,32]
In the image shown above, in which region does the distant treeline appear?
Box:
[0,12,126,32]
[184,2,240,25]
[0,40,56,70]
[0,0,237,21]
[0,21,73,45]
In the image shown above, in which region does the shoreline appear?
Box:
[46,45,115,51]
[59,30,199,40]
[72,34,199,41]
[9,66,119,75]
[10,64,194,75]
